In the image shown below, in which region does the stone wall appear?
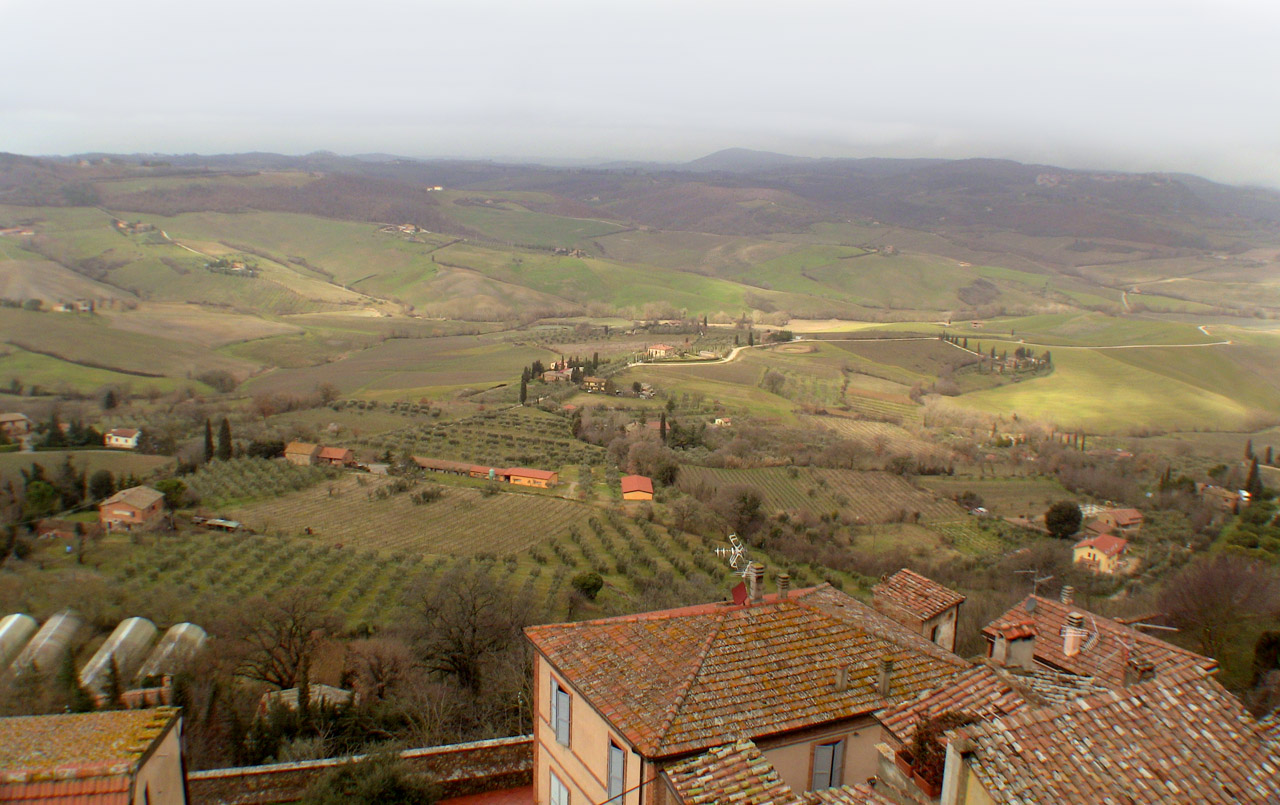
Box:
[187,735,533,805]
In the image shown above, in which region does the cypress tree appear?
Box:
[1246,458,1263,499]
[216,418,232,460]
[1247,439,1255,460]
[519,375,528,404]
[660,412,667,444]
[204,419,215,464]
[1268,446,1275,466]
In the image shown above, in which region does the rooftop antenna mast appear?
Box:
[714,533,753,579]
[1014,568,1054,597]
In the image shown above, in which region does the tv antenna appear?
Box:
[714,533,752,578]
[1015,568,1054,597]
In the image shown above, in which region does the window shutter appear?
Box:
[555,685,571,746]
[550,772,569,805]
[549,677,558,732]
[811,742,833,790]
[830,739,844,788]
[608,743,625,801]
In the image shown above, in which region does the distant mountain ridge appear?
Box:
[4,149,1279,250]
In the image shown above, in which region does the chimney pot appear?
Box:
[1060,585,1076,605]
[877,657,895,697]
[749,562,765,604]
[778,573,790,599]
[1064,611,1086,657]
[834,667,849,692]
[1124,655,1157,686]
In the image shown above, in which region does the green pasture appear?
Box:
[239,334,555,398]
[0,346,210,396]
[950,341,1263,432]
[439,197,628,247]
[0,308,256,379]
[0,449,172,487]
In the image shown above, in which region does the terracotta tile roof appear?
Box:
[526,585,967,759]
[872,569,965,621]
[284,441,320,455]
[0,707,178,778]
[501,467,557,481]
[876,665,1028,748]
[1084,519,1114,536]
[317,446,352,460]
[990,619,1036,641]
[1259,711,1280,745]
[621,475,654,495]
[663,739,893,805]
[0,413,31,423]
[981,596,1217,688]
[1108,507,1144,526]
[106,428,139,438]
[953,668,1280,803]
[1011,667,1111,706]
[664,738,795,804]
[0,773,131,804]
[98,485,163,510]
[1073,533,1128,557]
[804,784,895,804]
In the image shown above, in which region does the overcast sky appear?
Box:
[2,0,1278,186]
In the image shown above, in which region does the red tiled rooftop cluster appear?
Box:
[526,585,968,759]
[981,596,1217,688]
[954,668,1280,803]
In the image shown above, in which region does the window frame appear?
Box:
[550,677,572,747]
[607,740,626,802]
[810,737,846,791]
[550,770,569,805]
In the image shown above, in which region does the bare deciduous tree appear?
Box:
[229,587,338,690]
[1159,554,1280,660]
[404,561,533,693]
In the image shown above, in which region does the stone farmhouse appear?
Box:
[872,569,965,653]
[99,485,165,532]
[1071,533,1130,574]
[647,344,678,359]
[105,427,141,449]
[0,412,33,439]
[316,446,356,467]
[283,441,322,466]
[1093,507,1143,534]
[621,474,654,501]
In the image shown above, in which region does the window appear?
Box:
[607,741,626,802]
[550,771,569,805]
[811,738,845,790]
[550,678,571,746]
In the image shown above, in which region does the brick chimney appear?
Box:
[749,562,765,604]
[1124,655,1157,686]
[877,657,894,697]
[1063,612,1086,657]
[1060,586,1075,606]
[991,620,1037,671]
[777,573,790,599]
